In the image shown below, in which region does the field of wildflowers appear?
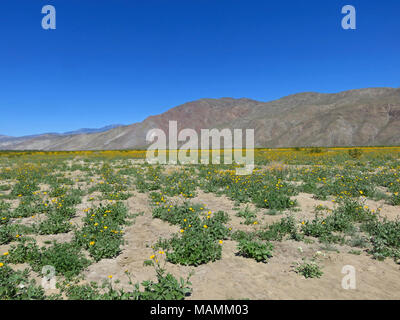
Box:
[0,147,399,299]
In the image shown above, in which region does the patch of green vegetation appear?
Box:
[237,239,274,263]
[294,258,323,278]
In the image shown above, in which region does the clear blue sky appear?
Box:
[1,0,399,136]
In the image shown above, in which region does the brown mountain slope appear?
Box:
[1,87,399,150]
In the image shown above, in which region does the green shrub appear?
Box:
[35,242,91,278]
[258,215,302,241]
[37,214,72,235]
[138,268,192,300]
[7,239,41,264]
[75,202,129,261]
[159,229,222,266]
[253,189,297,210]
[361,219,400,260]
[0,224,14,245]
[63,268,192,300]
[9,241,91,279]
[237,240,273,263]
[294,259,323,278]
[236,206,257,225]
[152,202,201,227]
[0,264,45,300]
[231,230,256,242]
[348,148,363,159]
[390,193,400,206]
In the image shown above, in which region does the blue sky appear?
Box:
[0,0,399,136]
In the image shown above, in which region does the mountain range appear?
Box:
[1,87,399,150]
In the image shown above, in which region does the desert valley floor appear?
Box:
[0,148,400,299]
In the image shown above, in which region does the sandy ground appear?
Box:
[74,189,400,300]
[1,167,399,300]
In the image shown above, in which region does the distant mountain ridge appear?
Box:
[0,125,124,148]
[62,124,124,135]
[1,87,399,150]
